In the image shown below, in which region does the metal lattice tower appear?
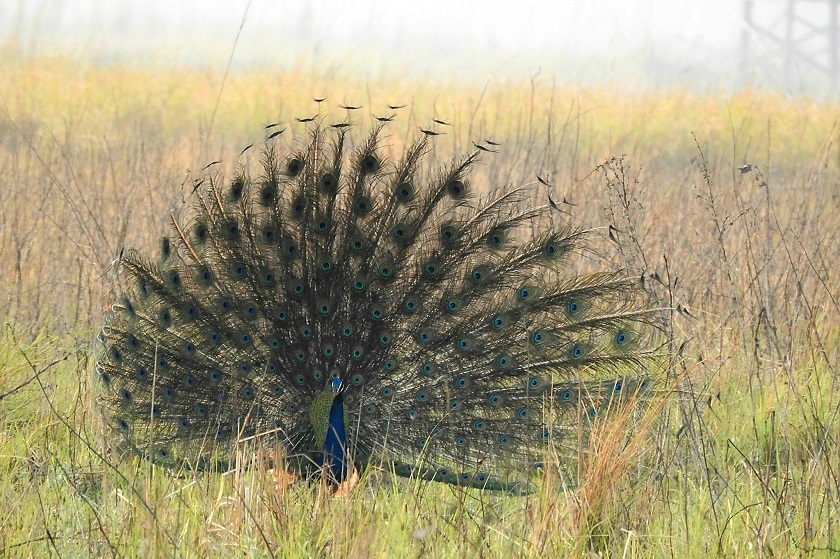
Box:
[741,0,839,91]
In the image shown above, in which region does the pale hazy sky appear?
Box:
[2,0,835,93]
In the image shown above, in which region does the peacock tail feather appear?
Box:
[95,120,666,493]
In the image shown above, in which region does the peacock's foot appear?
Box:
[271,468,298,495]
[333,469,360,498]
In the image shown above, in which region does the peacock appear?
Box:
[95,116,665,493]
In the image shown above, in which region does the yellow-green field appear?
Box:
[1,50,838,557]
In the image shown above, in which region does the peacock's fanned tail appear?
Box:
[96,123,666,491]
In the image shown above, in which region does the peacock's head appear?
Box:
[331,377,344,395]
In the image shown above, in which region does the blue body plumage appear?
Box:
[322,379,349,482]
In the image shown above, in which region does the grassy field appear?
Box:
[0,49,838,557]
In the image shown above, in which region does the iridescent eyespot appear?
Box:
[353,196,371,216]
[471,269,484,283]
[447,180,466,198]
[286,158,302,176]
[361,155,379,173]
[440,224,458,242]
[391,224,409,240]
[395,182,415,202]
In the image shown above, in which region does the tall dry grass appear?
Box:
[0,50,838,557]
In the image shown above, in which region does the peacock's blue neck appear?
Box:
[323,392,349,482]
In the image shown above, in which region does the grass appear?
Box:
[0,49,838,557]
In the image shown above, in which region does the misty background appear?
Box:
[1,0,837,96]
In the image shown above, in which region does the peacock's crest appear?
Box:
[96,119,666,492]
